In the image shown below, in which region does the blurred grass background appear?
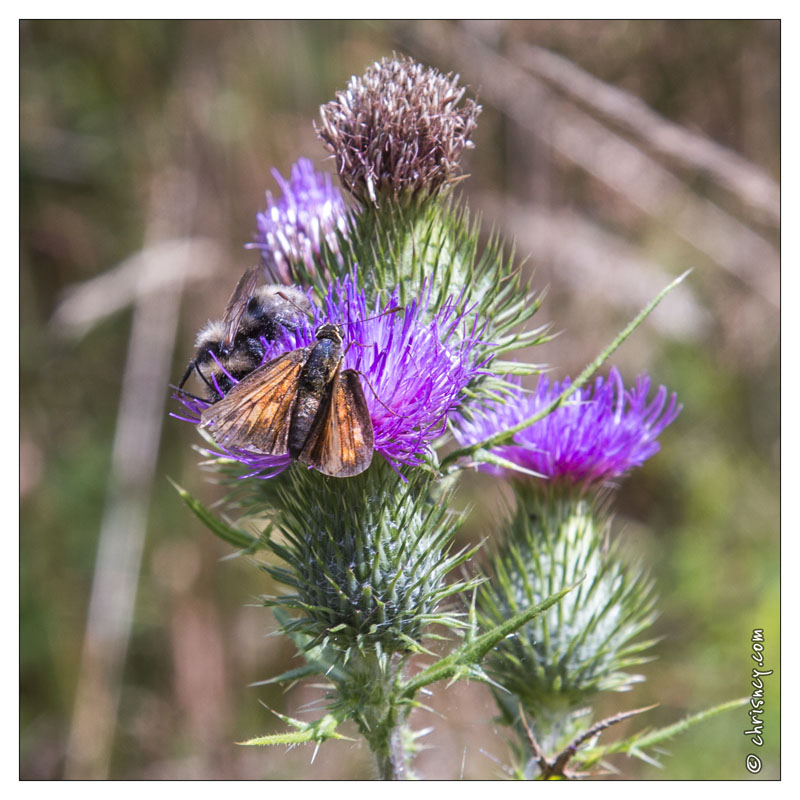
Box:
[20,20,779,779]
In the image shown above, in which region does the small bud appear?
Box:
[316,55,481,204]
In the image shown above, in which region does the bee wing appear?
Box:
[221,265,261,349]
[299,368,374,477]
[201,347,308,455]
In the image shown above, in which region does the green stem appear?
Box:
[341,652,411,779]
[376,726,409,780]
[440,270,690,472]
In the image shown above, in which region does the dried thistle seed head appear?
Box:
[316,55,481,204]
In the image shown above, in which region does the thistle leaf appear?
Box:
[169,478,260,552]
[576,697,749,767]
[400,582,578,698]
[248,664,321,687]
[238,712,352,746]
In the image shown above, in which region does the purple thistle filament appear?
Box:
[246,158,351,284]
[175,274,487,477]
[453,368,681,486]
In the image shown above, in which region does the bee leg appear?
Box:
[169,384,207,403]
[196,365,226,399]
[177,361,197,389]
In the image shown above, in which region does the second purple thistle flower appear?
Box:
[453,367,681,487]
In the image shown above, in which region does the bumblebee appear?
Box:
[178,266,312,400]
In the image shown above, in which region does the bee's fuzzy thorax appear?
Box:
[193,319,226,349]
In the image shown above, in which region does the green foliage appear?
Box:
[574,698,749,771]
[239,712,351,747]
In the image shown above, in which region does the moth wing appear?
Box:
[201,347,308,454]
[299,368,374,477]
[220,265,261,349]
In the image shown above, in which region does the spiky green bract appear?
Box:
[255,459,478,653]
[242,653,413,779]
[242,459,479,778]
[238,712,351,747]
[298,195,545,342]
[286,195,549,414]
[479,485,657,757]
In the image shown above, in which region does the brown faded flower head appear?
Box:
[315,55,481,205]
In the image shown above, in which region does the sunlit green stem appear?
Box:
[338,652,410,780]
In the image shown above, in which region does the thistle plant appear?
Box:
[453,370,682,776]
[172,54,732,780]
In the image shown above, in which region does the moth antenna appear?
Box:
[341,306,403,328]
[353,370,404,419]
[343,339,369,356]
[340,307,405,356]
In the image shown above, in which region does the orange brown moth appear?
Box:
[200,323,374,477]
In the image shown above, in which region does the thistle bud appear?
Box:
[478,489,657,754]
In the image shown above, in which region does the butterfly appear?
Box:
[200,323,374,477]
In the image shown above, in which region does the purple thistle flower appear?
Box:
[246,158,351,284]
[453,368,681,486]
[175,273,488,478]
